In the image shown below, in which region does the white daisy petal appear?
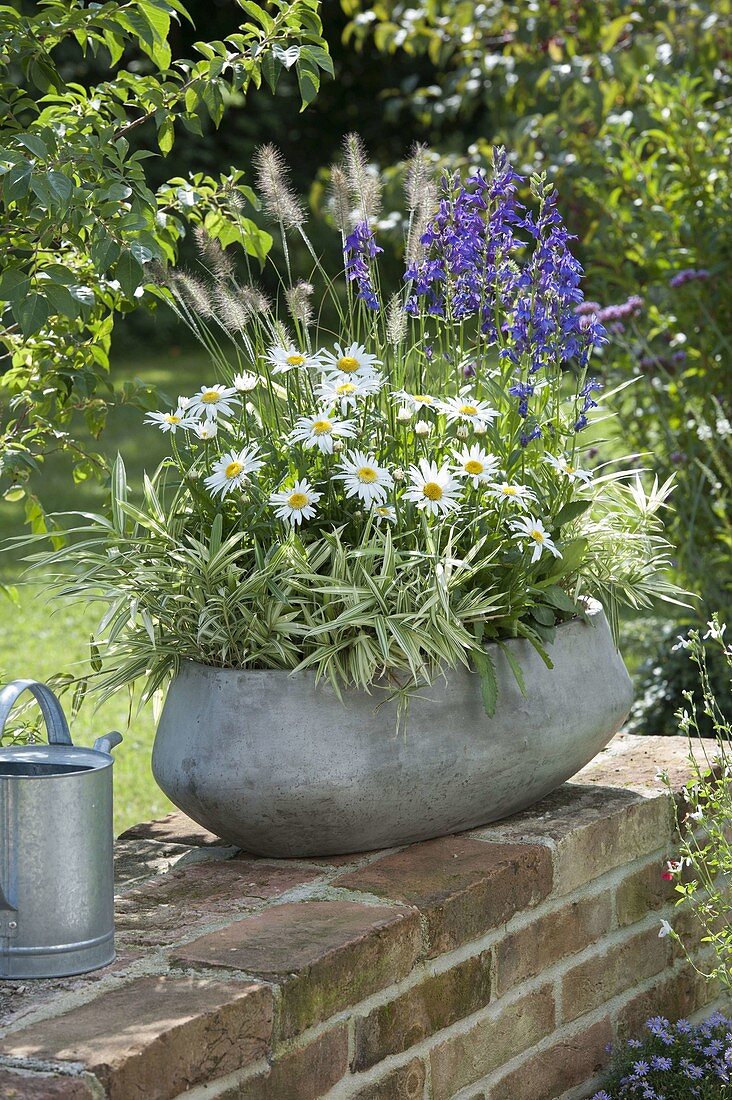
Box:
[203,444,263,499]
[333,450,393,507]
[452,445,500,488]
[267,345,323,375]
[510,515,562,562]
[269,478,322,526]
[439,394,498,428]
[320,341,381,379]
[290,413,357,455]
[545,453,592,484]
[187,384,240,421]
[145,408,196,434]
[404,458,462,517]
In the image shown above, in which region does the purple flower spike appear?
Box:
[669,268,710,288]
[344,221,383,310]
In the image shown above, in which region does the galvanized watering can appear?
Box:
[0,679,122,979]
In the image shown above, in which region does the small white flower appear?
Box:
[233,371,258,392]
[194,420,219,440]
[396,405,413,423]
[545,453,592,484]
[290,413,357,454]
[187,384,240,421]
[697,422,713,442]
[414,419,433,436]
[716,417,731,437]
[510,515,561,563]
[145,408,195,434]
[334,450,393,507]
[704,620,727,642]
[404,459,462,517]
[315,373,382,412]
[440,394,498,428]
[267,345,322,375]
[270,478,322,526]
[320,341,381,379]
[486,482,537,509]
[452,445,500,488]
[658,919,673,939]
[204,444,263,499]
[374,504,397,525]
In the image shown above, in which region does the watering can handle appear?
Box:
[0,679,72,745]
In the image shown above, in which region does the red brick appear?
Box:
[561,927,671,1023]
[494,892,612,995]
[0,1069,99,1099]
[0,976,272,1100]
[350,1058,426,1100]
[575,732,712,793]
[171,900,422,1039]
[429,984,556,1099]
[615,962,719,1040]
[338,836,552,956]
[485,1019,612,1100]
[115,857,320,947]
[473,784,672,895]
[352,950,492,1070]
[221,1027,348,1100]
[615,859,677,928]
[119,810,226,847]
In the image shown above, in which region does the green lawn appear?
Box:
[0,349,208,835]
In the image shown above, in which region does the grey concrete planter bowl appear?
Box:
[152,605,633,857]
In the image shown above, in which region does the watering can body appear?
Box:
[0,680,122,979]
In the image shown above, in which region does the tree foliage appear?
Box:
[0,0,331,508]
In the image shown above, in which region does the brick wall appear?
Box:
[0,733,725,1100]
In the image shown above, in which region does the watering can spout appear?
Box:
[93,731,123,755]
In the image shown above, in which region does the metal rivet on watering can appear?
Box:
[0,679,122,979]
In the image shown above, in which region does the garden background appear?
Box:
[0,0,730,831]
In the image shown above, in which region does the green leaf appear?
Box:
[497,641,527,697]
[3,161,32,203]
[530,604,555,627]
[472,648,497,718]
[157,116,175,154]
[17,133,48,159]
[16,292,50,335]
[541,585,582,615]
[552,499,591,529]
[114,250,144,298]
[111,454,128,535]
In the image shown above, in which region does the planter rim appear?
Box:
[177,599,607,679]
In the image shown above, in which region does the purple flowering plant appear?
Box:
[32,139,682,702]
[593,1012,732,1099]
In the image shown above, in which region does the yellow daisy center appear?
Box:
[459,404,478,416]
[414,394,432,404]
[202,390,221,403]
[357,466,378,484]
[288,491,308,509]
[225,461,243,479]
[464,459,483,475]
[336,382,357,395]
[502,486,517,496]
[565,463,575,474]
[376,507,390,516]
[530,529,545,543]
[166,415,181,424]
[286,353,306,366]
[313,419,332,435]
[423,482,443,501]
[337,356,360,372]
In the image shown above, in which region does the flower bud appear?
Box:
[333,439,345,453]
[396,405,412,422]
[393,467,405,482]
[457,425,469,439]
[415,420,432,436]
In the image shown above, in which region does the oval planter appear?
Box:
[152,605,633,857]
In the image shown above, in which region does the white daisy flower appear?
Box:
[290,413,357,454]
[452,445,500,488]
[439,395,498,428]
[194,420,219,441]
[187,384,240,421]
[145,408,195,434]
[270,478,322,526]
[374,504,396,525]
[545,453,592,484]
[204,445,263,499]
[320,341,381,379]
[266,345,322,375]
[315,374,382,412]
[394,391,437,412]
[486,482,536,509]
[510,515,561,563]
[404,459,462,517]
[233,371,258,392]
[334,450,393,507]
